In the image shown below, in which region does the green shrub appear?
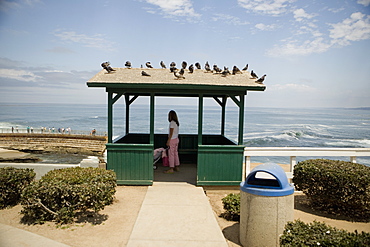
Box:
[221,193,240,221]
[0,167,35,209]
[280,220,370,246]
[21,167,116,224]
[293,159,370,221]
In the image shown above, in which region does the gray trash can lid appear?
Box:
[240,163,294,196]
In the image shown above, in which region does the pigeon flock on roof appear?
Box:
[101,61,266,84]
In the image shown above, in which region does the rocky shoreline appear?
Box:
[0,134,107,162]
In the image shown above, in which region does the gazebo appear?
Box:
[87,66,265,186]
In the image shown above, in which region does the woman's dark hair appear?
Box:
[168,110,179,126]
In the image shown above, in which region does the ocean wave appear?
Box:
[0,122,15,129]
[324,139,370,148]
[89,116,107,119]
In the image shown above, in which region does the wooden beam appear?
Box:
[125,95,130,135]
[150,93,155,144]
[128,95,139,105]
[238,94,245,145]
[213,96,223,106]
[108,92,113,143]
[221,96,227,136]
[198,94,203,145]
[112,93,123,104]
[230,95,241,107]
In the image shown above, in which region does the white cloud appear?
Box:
[46,46,75,54]
[328,7,345,13]
[238,0,294,16]
[52,30,115,51]
[267,37,331,56]
[212,14,249,25]
[357,0,370,7]
[145,0,200,18]
[0,0,40,11]
[329,12,370,46]
[270,83,317,92]
[293,8,316,22]
[0,68,43,82]
[267,11,370,56]
[255,23,277,31]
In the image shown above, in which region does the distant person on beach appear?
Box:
[164,110,180,174]
[91,129,96,136]
[27,126,30,133]
[11,126,14,133]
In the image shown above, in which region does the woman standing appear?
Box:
[164,110,180,173]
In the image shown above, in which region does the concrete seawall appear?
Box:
[0,133,107,156]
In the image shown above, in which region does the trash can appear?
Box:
[239,163,294,247]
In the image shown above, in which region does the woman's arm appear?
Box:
[167,128,174,146]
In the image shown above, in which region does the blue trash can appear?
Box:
[239,163,294,247]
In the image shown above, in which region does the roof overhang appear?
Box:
[87,68,266,97]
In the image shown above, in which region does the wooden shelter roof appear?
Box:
[87,68,266,96]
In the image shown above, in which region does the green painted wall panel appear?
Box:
[106,143,153,185]
[197,145,244,186]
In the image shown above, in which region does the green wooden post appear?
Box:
[150,93,155,144]
[198,94,203,145]
[221,96,227,136]
[238,94,245,145]
[125,94,130,135]
[108,92,113,143]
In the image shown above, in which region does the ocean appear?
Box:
[0,103,369,166]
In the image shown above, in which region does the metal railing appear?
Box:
[244,147,370,179]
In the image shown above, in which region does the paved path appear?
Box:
[127,182,228,247]
[0,223,70,247]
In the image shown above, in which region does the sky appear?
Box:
[0,0,369,108]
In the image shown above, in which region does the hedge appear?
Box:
[21,167,116,224]
[221,193,240,221]
[280,220,370,246]
[293,159,370,221]
[0,167,35,209]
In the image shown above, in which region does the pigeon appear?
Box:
[195,62,201,70]
[182,61,187,69]
[204,61,211,73]
[256,74,266,84]
[221,67,230,77]
[146,62,153,68]
[179,68,185,76]
[101,62,115,73]
[242,64,248,71]
[174,70,185,80]
[170,63,177,72]
[160,61,166,69]
[213,64,222,74]
[250,70,258,79]
[125,61,132,69]
[189,64,194,73]
[232,66,242,75]
[141,71,151,76]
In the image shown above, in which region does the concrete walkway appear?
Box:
[126,182,228,247]
[0,223,70,247]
